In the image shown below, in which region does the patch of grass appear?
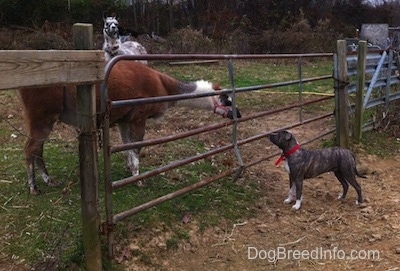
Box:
[0,143,82,268]
[156,59,333,93]
[360,130,400,157]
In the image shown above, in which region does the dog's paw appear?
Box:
[291,205,301,211]
[291,200,302,210]
[284,198,293,204]
[337,193,345,201]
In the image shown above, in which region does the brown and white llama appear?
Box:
[18,61,241,194]
[102,14,147,63]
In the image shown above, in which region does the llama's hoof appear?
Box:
[47,180,61,188]
[29,186,41,195]
[135,180,146,187]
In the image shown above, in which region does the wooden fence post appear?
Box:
[335,40,350,148]
[354,41,367,143]
[73,23,103,271]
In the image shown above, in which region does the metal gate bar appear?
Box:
[110,95,334,189]
[109,75,332,109]
[113,168,235,223]
[112,112,335,223]
[112,143,235,189]
[112,95,334,154]
[111,120,234,153]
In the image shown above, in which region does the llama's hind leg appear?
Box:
[117,121,146,186]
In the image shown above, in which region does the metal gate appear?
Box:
[100,53,334,257]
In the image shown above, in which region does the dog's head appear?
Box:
[267,130,297,152]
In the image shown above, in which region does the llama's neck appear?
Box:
[175,80,217,111]
[103,33,121,61]
[177,81,197,94]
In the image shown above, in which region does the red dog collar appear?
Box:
[275,144,300,166]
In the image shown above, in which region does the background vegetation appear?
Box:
[0,0,399,53]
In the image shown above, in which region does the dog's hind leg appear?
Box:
[334,171,349,201]
[335,171,363,205]
[346,177,363,205]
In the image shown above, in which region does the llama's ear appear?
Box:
[103,11,107,21]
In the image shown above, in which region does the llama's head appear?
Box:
[211,82,242,119]
[195,80,242,119]
[103,13,119,39]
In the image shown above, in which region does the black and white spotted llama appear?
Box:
[102,13,148,64]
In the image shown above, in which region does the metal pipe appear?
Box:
[113,168,235,223]
[111,120,234,153]
[111,111,334,190]
[363,51,387,108]
[297,56,303,123]
[109,75,333,108]
[111,95,334,154]
[227,58,245,180]
[112,144,234,190]
[112,126,336,224]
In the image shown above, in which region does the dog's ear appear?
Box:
[284,131,292,140]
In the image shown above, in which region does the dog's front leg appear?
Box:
[284,176,296,204]
[292,178,303,210]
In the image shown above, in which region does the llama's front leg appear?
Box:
[117,121,145,186]
[125,149,140,177]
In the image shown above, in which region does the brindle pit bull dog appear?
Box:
[268,130,365,210]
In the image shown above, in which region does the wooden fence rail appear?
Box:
[0,50,104,90]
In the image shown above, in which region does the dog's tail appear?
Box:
[351,152,367,179]
[356,169,367,179]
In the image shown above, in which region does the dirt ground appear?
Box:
[126,157,400,271]
[113,107,400,271]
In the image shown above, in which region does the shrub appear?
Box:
[166,27,217,54]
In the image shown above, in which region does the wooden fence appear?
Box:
[0,24,105,271]
[334,40,400,145]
